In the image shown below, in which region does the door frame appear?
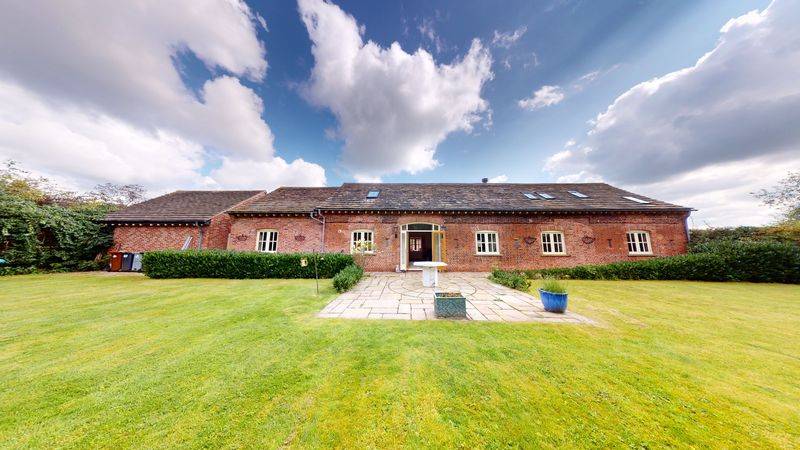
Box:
[400,223,443,271]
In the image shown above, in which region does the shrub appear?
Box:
[489,268,531,291]
[142,250,354,279]
[691,241,800,283]
[528,241,799,284]
[540,278,567,294]
[333,264,364,292]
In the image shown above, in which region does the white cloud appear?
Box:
[418,17,444,54]
[353,174,383,183]
[544,0,800,226]
[0,80,206,192]
[0,0,325,193]
[210,157,326,190]
[298,0,493,180]
[492,26,527,48]
[518,85,565,110]
[487,174,508,183]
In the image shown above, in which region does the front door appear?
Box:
[408,232,432,264]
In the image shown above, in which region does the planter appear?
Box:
[434,292,467,319]
[538,289,568,313]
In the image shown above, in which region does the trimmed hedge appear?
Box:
[489,268,531,291]
[528,241,800,284]
[333,264,364,292]
[142,250,354,279]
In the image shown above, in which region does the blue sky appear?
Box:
[0,0,797,226]
[235,0,768,185]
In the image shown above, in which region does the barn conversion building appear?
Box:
[104,183,692,272]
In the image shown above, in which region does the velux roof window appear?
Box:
[523,192,537,200]
[537,192,555,199]
[623,196,650,204]
[366,190,380,199]
[568,190,588,198]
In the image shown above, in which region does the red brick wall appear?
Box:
[114,210,689,272]
[112,225,204,252]
[226,216,323,253]
[320,212,689,272]
[111,215,235,252]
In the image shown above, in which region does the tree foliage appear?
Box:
[754,171,800,223]
[0,161,144,273]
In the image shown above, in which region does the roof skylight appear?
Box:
[537,192,555,199]
[366,190,380,199]
[523,192,537,200]
[623,196,650,204]
[568,190,588,198]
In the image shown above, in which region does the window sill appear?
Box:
[541,253,570,257]
[475,253,502,257]
[628,253,654,257]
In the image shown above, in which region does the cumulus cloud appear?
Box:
[487,174,508,183]
[0,0,325,193]
[492,26,527,48]
[518,85,565,110]
[298,0,493,180]
[544,0,800,226]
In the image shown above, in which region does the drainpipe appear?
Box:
[197,222,204,250]
[309,209,325,253]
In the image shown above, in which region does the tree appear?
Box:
[754,171,800,222]
[89,183,146,206]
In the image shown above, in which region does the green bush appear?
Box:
[489,268,531,291]
[142,250,354,279]
[691,241,800,283]
[333,264,364,292]
[528,241,799,284]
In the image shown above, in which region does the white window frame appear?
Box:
[541,231,566,255]
[475,231,500,255]
[256,229,278,253]
[351,229,375,254]
[626,231,653,255]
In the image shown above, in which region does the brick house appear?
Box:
[105,190,265,252]
[105,183,691,272]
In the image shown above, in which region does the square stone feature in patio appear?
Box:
[318,272,593,323]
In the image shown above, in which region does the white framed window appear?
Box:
[256,229,278,253]
[626,231,652,255]
[475,231,499,255]
[541,231,566,255]
[351,230,375,254]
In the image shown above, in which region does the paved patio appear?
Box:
[318,272,593,323]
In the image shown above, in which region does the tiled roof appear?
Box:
[103,190,263,223]
[237,183,690,214]
[320,183,689,212]
[229,187,338,214]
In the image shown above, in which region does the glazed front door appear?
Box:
[408,232,432,264]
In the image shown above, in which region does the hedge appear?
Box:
[489,268,530,291]
[333,264,364,292]
[527,241,800,284]
[142,250,354,279]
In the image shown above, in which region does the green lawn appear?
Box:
[1,273,799,448]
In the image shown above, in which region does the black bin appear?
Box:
[121,253,134,272]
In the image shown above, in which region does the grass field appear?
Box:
[1,273,799,448]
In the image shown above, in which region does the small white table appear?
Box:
[413,261,448,287]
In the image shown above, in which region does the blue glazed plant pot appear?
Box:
[538,289,568,313]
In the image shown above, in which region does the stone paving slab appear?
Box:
[318,272,593,324]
